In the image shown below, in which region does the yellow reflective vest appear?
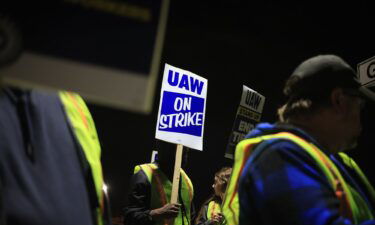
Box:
[222,131,375,225]
[59,91,105,225]
[207,200,221,220]
[134,163,194,225]
[207,200,226,225]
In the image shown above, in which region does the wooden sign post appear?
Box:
[170,144,183,203]
[155,64,207,223]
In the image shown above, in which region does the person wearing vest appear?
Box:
[0,86,109,225]
[222,55,375,225]
[195,167,232,225]
[123,140,195,225]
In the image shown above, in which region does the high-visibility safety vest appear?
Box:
[134,163,194,225]
[207,200,226,225]
[222,131,375,225]
[59,91,105,225]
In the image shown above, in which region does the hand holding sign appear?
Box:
[149,203,181,221]
[155,64,207,207]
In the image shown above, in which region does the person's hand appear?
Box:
[211,213,224,225]
[149,203,181,221]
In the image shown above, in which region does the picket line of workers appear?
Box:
[122,55,375,225]
[2,54,375,225]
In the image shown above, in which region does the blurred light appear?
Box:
[103,183,109,194]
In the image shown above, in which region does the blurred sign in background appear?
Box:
[0,0,170,113]
[225,85,265,159]
[358,56,375,101]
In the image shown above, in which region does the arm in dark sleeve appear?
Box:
[123,170,153,225]
[239,140,375,225]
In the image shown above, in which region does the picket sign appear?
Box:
[171,144,183,203]
[155,64,207,204]
[225,85,265,159]
[357,56,375,101]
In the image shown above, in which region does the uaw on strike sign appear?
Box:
[225,85,265,159]
[156,64,208,150]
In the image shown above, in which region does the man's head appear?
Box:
[155,140,176,166]
[155,140,189,171]
[278,55,366,152]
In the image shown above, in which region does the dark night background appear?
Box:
[89,1,375,217]
[2,0,375,220]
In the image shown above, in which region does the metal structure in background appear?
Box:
[0,0,170,113]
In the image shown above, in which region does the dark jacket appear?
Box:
[123,167,195,225]
[239,122,375,225]
[0,88,98,225]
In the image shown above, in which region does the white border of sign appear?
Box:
[155,63,207,150]
[151,150,158,163]
[239,85,265,113]
[357,55,375,87]
[357,56,375,101]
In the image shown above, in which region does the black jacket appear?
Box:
[123,168,195,225]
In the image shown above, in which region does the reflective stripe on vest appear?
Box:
[222,132,374,225]
[134,163,194,225]
[338,152,375,204]
[59,91,104,225]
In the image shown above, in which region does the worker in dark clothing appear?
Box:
[0,86,109,225]
[123,140,195,225]
[223,54,375,225]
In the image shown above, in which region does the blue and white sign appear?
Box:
[155,64,208,150]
